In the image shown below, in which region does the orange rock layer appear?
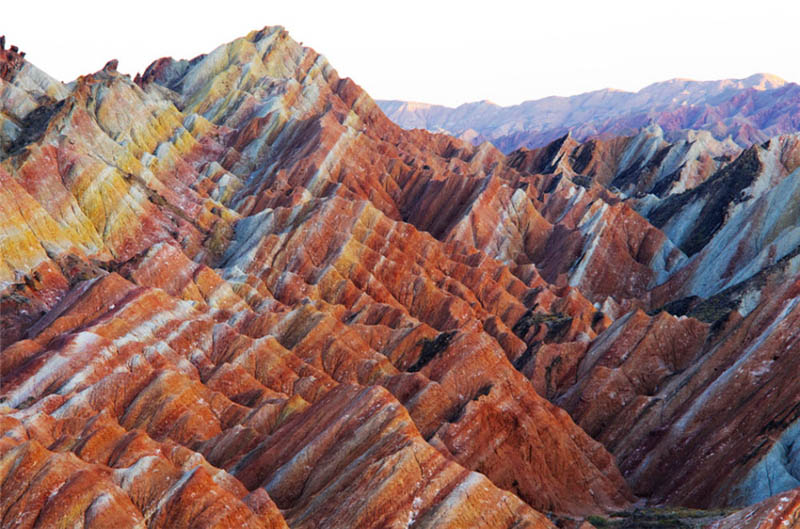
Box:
[2,25,799,529]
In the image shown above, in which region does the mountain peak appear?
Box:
[743,72,787,89]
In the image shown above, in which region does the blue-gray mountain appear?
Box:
[378,74,800,152]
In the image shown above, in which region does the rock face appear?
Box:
[708,487,800,529]
[496,127,800,509]
[1,26,799,529]
[0,29,627,529]
[378,73,800,152]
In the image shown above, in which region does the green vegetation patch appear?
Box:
[583,507,737,529]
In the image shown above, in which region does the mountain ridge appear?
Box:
[2,28,800,529]
[378,73,799,152]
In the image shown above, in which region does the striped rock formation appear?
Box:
[2,26,799,529]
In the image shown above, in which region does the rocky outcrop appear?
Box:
[708,488,800,529]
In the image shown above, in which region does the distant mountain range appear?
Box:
[378,74,800,152]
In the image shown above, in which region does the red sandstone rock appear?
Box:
[708,487,800,529]
[2,23,799,529]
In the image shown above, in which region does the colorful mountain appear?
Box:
[1,27,799,529]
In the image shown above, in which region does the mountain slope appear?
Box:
[0,29,630,529]
[2,28,800,529]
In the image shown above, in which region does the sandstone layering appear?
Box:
[1,28,799,529]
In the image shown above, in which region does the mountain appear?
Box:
[378,74,800,152]
[2,29,800,529]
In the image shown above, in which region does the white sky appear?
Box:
[4,0,798,106]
